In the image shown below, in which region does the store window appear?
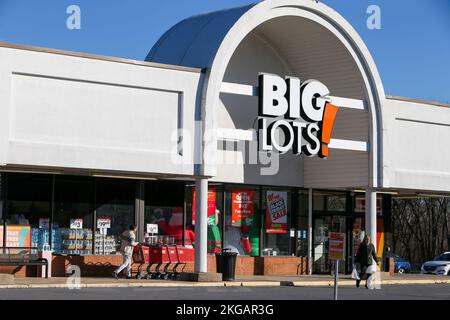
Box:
[262,188,291,256]
[2,173,52,250]
[313,193,325,211]
[53,176,94,255]
[224,186,259,256]
[145,180,188,245]
[0,173,4,246]
[295,189,309,257]
[354,194,383,215]
[313,191,347,213]
[95,178,135,255]
[186,184,223,253]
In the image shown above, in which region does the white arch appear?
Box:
[200,0,385,188]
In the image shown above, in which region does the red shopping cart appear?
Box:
[132,244,151,279]
[146,245,177,279]
[172,246,195,279]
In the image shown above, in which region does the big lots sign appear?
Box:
[258,73,339,158]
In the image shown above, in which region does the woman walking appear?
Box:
[355,235,379,288]
[113,225,138,279]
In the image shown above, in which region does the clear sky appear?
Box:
[0,0,449,103]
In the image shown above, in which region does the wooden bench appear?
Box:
[0,247,49,278]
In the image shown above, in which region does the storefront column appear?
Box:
[365,188,377,250]
[135,180,145,243]
[307,188,313,275]
[194,178,208,273]
[0,173,5,253]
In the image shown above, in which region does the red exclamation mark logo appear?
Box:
[319,103,339,158]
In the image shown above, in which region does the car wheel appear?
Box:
[398,268,405,274]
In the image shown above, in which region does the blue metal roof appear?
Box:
[146,4,255,68]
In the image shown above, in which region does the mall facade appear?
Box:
[0,0,449,277]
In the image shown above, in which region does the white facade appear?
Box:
[0,44,202,178]
[382,97,450,192]
[0,0,449,272]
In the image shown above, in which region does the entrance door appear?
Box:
[313,216,347,274]
[349,217,365,271]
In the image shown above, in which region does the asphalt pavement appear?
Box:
[0,284,449,300]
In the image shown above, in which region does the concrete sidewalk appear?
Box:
[1,274,449,289]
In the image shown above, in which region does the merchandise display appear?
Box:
[31,227,61,251]
[59,228,93,255]
[94,232,117,255]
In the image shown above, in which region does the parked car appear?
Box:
[388,253,412,274]
[421,252,450,275]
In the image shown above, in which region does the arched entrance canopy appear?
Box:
[147,0,387,273]
[147,0,386,189]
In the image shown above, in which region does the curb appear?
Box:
[1,279,449,290]
[0,281,281,289]
[282,279,450,287]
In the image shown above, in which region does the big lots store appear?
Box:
[1,0,449,277]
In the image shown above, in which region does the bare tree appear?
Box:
[391,197,449,265]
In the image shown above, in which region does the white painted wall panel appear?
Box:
[11,73,180,153]
[304,150,368,188]
[382,99,450,192]
[0,46,201,176]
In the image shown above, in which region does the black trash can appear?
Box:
[216,248,237,281]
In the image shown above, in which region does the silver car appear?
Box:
[421,252,450,275]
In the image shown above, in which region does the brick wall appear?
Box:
[2,255,308,277]
[0,265,35,277]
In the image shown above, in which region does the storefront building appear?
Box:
[0,0,449,277]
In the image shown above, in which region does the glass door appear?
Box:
[349,217,365,269]
[313,215,347,274]
[313,216,330,273]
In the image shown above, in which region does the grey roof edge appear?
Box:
[0,42,204,73]
[386,95,450,109]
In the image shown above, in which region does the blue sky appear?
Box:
[0,0,449,103]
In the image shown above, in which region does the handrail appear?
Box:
[0,247,40,259]
[2,247,39,250]
[0,248,49,278]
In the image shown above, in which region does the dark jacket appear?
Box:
[355,242,378,267]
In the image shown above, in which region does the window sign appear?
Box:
[0,226,31,247]
[265,191,288,234]
[191,187,216,225]
[290,228,295,238]
[70,218,83,230]
[146,223,158,234]
[231,190,255,227]
[96,218,111,229]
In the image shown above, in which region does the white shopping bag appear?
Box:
[366,263,377,274]
[366,271,382,289]
[351,264,360,280]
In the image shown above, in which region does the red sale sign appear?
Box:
[329,232,345,260]
[231,190,254,227]
[265,191,288,234]
[192,187,216,225]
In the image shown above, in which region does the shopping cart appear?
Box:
[142,236,195,280]
[146,245,175,279]
[132,244,151,279]
[172,246,195,279]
